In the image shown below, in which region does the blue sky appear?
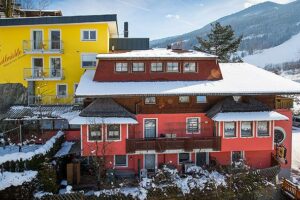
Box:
[49,0,294,40]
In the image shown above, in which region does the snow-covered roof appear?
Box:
[69,116,138,125]
[76,63,300,96]
[212,111,289,122]
[97,48,217,59]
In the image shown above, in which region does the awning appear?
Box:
[212,111,289,122]
[69,116,138,125]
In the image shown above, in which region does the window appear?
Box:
[274,127,286,144]
[196,96,207,103]
[81,30,96,41]
[151,62,163,72]
[224,122,236,138]
[32,57,43,78]
[107,124,121,140]
[241,121,253,137]
[166,62,179,72]
[81,54,97,68]
[50,57,61,77]
[115,63,128,72]
[132,62,145,72]
[145,97,156,104]
[232,151,243,163]
[88,125,102,141]
[179,153,190,164]
[179,96,189,103]
[57,84,67,98]
[257,121,269,137]
[186,118,200,134]
[115,155,127,167]
[183,62,196,72]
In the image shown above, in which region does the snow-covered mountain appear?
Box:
[243,32,300,67]
[151,1,300,56]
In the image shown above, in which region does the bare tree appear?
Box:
[19,0,51,10]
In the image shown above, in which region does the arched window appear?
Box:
[274,127,286,145]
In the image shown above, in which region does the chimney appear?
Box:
[124,22,128,38]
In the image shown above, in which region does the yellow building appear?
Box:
[0,15,118,104]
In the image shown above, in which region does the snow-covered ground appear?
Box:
[292,127,300,184]
[0,170,37,190]
[244,32,300,68]
[0,131,64,165]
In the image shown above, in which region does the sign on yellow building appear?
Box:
[0,15,118,104]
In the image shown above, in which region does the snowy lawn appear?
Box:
[0,170,37,190]
[0,131,64,165]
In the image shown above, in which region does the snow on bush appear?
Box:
[0,170,37,191]
[0,131,64,165]
[92,165,226,200]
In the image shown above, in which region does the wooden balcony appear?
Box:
[126,136,221,153]
[275,96,293,109]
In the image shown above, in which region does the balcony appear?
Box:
[275,96,293,109]
[28,95,83,105]
[126,136,221,153]
[23,40,64,54]
[24,68,64,81]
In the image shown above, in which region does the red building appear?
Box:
[72,48,300,176]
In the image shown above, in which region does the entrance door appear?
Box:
[32,58,43,78]
[144,154,155,172]
[50,30,61,50]
[50,57,61,78]
[32,30,43,50]
[196,152,208,167]
[144,119,156,138]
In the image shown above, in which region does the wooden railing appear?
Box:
[275,96,293,109]
[282,178,300,200]
[126,136,221,153]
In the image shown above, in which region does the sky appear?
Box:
[49,0,295,40]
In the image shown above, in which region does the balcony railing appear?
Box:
[126,136,221,153]
[28,95,84,105]
[275,96,293,109]
[24,68,64,81]
[23,40,64,54]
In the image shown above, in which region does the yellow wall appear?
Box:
[0,23,110,104]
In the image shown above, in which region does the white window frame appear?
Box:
[143,118,158,139]
[223,121,237,139]
[178,152,191,164]
[179,96,190,103]
[166,62,179,72]
[49,56,62,78]
[81,29,97,41]
[196,96,207,103]
[87,124,103,142]
[151,62,163,72]
[240,121,254,138]
[31,29,44,50]
[115,62,128,72]
[183,62,197,73]
[256,121,271,138]
[114,155,128,167]
[56,84,68,98]
[132,62,145,72]
[81,53,97,69]
[49,29,61,50]
[106,124,122,141]
[186,117,201,134]
[145,97,156,104]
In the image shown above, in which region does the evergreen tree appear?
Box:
[194,22,243,62]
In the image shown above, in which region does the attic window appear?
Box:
[183,62,196,72]
[145,97,156,104]
[115,63,128,72]
[167,62,179,72]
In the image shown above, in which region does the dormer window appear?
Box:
[167,62,179,72]
[183,62,196,72]
[115,63,128,72]
[132,62,145,72]
[151,62,163,72]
